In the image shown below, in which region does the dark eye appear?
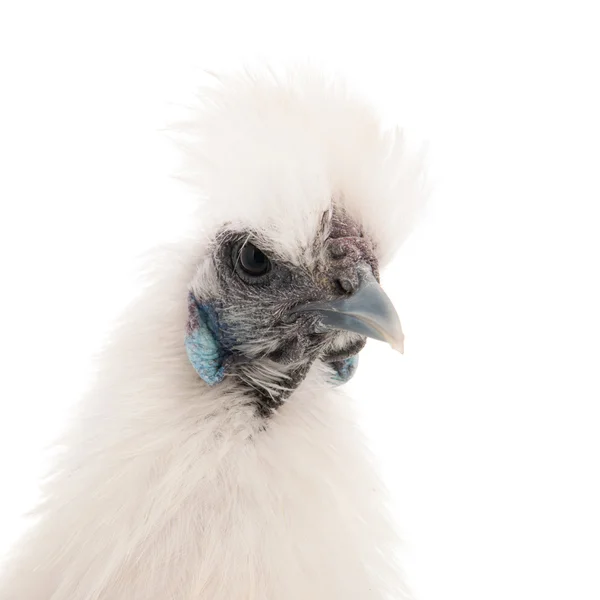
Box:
[235,242,271,278]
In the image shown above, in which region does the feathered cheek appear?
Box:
[183,292,360,388]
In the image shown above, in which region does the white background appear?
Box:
[1,1,599,599]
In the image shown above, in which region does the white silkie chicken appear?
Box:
[0,68,425,600]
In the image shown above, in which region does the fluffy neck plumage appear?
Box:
[0,242,408,600]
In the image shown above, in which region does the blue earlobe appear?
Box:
[185,294,226,386]
[330,355,359,385]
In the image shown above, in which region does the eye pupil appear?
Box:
[238,242,271,276]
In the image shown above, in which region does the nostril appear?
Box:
[336,278,354,294]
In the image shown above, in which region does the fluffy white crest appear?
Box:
[176,66,427,265]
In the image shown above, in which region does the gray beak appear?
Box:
[292,270,405,353]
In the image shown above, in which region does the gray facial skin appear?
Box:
[194,208,402,417]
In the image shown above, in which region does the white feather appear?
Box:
[0,67,426,599]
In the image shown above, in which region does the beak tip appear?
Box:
[391,337,405,354]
